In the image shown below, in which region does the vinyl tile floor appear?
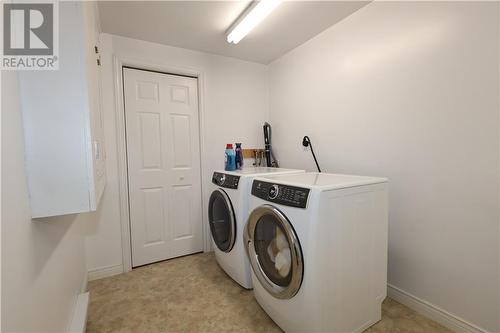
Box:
[86,252,451,333]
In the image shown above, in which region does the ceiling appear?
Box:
[98,1,369,64]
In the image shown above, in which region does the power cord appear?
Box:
[302,136,321,172]
[302,135,321,172]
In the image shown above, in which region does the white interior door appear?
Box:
[123,67,203,267]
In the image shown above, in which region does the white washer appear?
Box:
[244,172,388,332]
[208,167,305,289]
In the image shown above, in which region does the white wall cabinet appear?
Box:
[19,2,105,218]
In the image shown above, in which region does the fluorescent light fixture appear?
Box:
[227,0,282,44]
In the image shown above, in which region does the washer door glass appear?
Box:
[208,189,236,252]
[245,205,303,299]
[254,215,293,286]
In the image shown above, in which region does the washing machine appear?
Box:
[208,167,305,289]
[244,172,388,332]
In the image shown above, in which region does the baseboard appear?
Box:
[88,264,123,281]
[80,269,88,293]
[68,292,89,333]
[387,284,489,333]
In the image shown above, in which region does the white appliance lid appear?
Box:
[255,172,387,190]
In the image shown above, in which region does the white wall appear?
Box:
[1,72,90,332]
[268,2,499,332]
[84,34,269,274]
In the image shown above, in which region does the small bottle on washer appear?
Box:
[235,143,243,170]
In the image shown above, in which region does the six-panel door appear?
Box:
[123,68,203,267]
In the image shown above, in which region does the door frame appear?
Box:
[113,55,210,272]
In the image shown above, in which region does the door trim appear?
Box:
[113,55,209,273]
[208,189,236,252]
[244,204,304,299]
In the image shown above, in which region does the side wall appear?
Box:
[84,34,269,276]
[268,2,499,332]
[1,72,90,332]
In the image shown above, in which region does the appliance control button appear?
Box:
[268,185,279,199]
[218,174,226,186]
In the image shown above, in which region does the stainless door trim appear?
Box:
[209,189,236,252]
[244,204,303,299]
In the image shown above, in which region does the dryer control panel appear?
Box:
[212,172,240,189]
[252,180,310,208]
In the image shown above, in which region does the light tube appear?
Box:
[226,0,282,44]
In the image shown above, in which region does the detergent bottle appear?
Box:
[224,144,236,171]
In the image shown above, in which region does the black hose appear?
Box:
[264,122,279,167]
[302,136,321,172]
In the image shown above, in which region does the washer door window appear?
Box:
[208,189,236,252]
[245,205,303,299]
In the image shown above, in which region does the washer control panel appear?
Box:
[212,172,240,189]
[252,180,310,208]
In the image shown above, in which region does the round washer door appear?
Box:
[244,204,303,299]
[208,189,236,252]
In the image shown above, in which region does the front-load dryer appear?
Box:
[208,167,305,289]
[244,172,388,332]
